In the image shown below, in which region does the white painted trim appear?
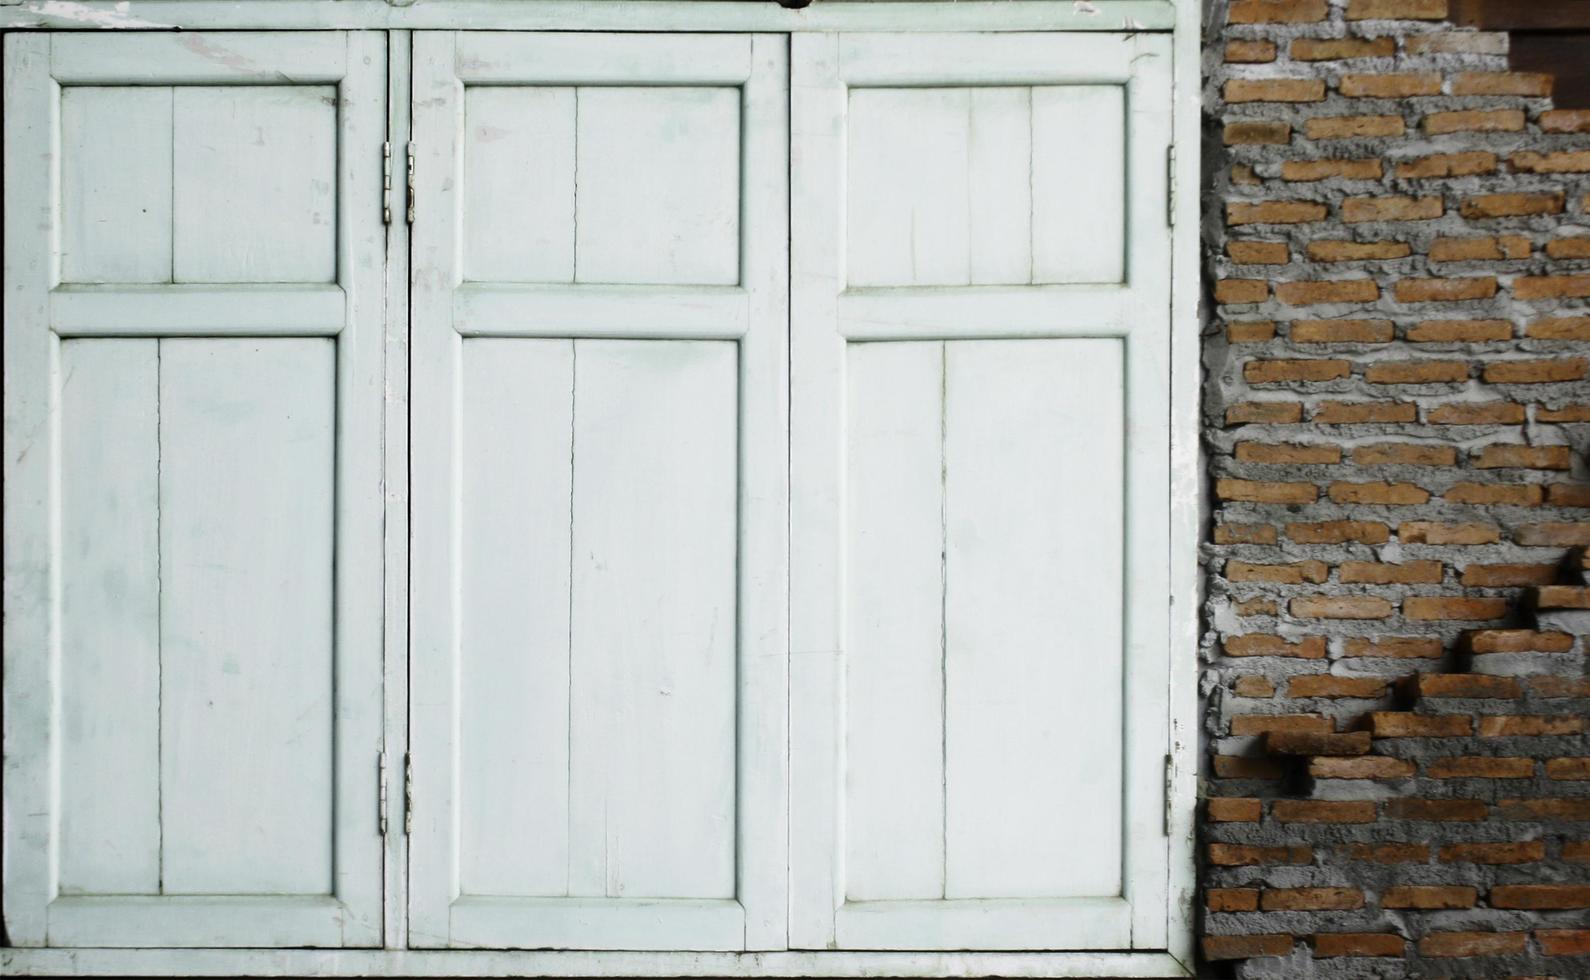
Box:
[0,949,1193,977]
[453,285,751,340]
[50,285,347,337]
[0,1,1175,32]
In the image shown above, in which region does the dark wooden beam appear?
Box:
[1452,0,1590,31]
[1511,32,1590,108]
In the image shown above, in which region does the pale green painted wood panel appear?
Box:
[59,88,173,284]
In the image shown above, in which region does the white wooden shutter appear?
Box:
[2,32,387,948]
[407,32,789,951]
[789,32,1175,951]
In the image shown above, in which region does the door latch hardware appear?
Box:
[378,751,389,835]
[382,141,392,225]
[405,143,416,225]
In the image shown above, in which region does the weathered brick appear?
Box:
[1227,401,1305,424]
[1544,238,1590,260]
[1542,109,1590,133]
[1396,151,1496,178]
[1292,36,1396,60]
[1386,798,1488,821]
[1340,560,1443,584]
[1292,318,1395,343]
[1340,73,1440,98]
[1461,563,1557,587]
[1229,0,1328,23]
[1344,195,1444,223]
[1478,715,1585,736]
[1428,236,1530,262]
[1282,159,1383,182]
[1404,32,1507,55]
[1550,484,1590,508]
[1498,798,1590,820]
[1316,400,1418,423]
[1215,754,1286,777]
[1216,279,1270,304]
[1412,674,1523,699]
[1419,932,1526,957]
[1208,843,1312,866]
[1228,240,1290,264]
[1461,192,1565,218]
[1343,636,1443,657]
[1353,443,1455,466]
[1207,887,1260,912]
[1235,442,1341,464]
[1216,522,1278,545]
[1466,629,1574,654]
[1398,521,1499,545]
[1233,676,1278,698]
[1484,357,1588,383]
[1229,200,1328,225]
[1287,519,1389,544]
[1329,481,1431,505]
[1346,0,1446,19]
[1513,275,1590,300]
[1347,842,1430,862]
[1371,712,1473,737]
[1474,445,1571,470]
[1426,401,1525,424]
[1288,675,1388,699]
[1510,150,1590,174]
[1217,478,1318,503]
[1425,109,1525,135]
[1291,595,1395,619]
[1225,120,1292,145]
[1382,885,1476,909]
[1514,523,1590,546]
[1491,884,1590,910]
[1427,756,1532,778]
[1366,360,1468,383]
[1225,634,1328,659]
[1539,930,1590,956]
[1547,758,1590,780]
[1225,78,1327,103]
[1208,797,1262,822]
[1395,276,1497,302]
[1450,72,1553,97]
[1439,841,1545,864]
[1226,558,1330,583]
[1274,799,1377,823]
[1276,279,1381,304]
[1406,319,1512,342]
[1262,887,1364,911]
[1402,596,1508,620]
[1228,320,1278,343]
[1444,482,1545,506]
[1225,39,1278,63]
[1307,115,1404,139]
[1311,933,1405,958]
[1203,935,1293,961]
[1305,241,1410,263]
[1232,713,1332,737]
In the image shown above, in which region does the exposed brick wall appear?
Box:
[1202,0,1590,974]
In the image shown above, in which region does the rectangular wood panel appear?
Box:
[60,88,173,284]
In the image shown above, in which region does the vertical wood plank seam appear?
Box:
[937,340,948,901]
[564,339,577,900]
[155,338,165,895]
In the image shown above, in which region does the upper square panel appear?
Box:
[845,84,1126,288]
[463,85,742,286]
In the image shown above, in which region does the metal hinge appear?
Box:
[1165,145,1176,227]
[405,143,416,225]
[403,752,414,835]
[378,751,389,835]
[1163,754,1175,836]
[382,141,393,225]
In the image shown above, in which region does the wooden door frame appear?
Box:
[2,2,1199,974]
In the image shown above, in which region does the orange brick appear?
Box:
[1292,319,1394,342]
[1514,275,1590,300]
[1347,0,1446,18]
[1366,360,1468,383]
[1439,841,1545,864]
[1286,519,1390,544]
[1540,930,1590,956]
[1420,932,1526,957]
[1236,442,1341,464]
[1514,523,1590,546]
[1281,158,1383,182]
[1403,596,1508,621]
[1475,445,1572,470]
[1228,240,1290,264]
[1262,887,1364,911]
[1371,712,1472,737]
[1425,109,1525,135]
[1479,715,1584,736]
[1346,842,1430,862]
[1310,755,1412,777]
[1227,401,1304,424]
[1274,799,1377,823]
[1407,319,1512,342]
[1484,358,1588,383]
[1444,482,1545,506]
[1225,78,1327,103]
[1276,279,1380,304]
[1316,400,1417,423]
[1306,240,1411,262]
[1233,676,1277,698]
[1230,321,1276,343]
[1491,884,1590,910]
[1395,277,1497,302]
[1429,236,1530,262]
[1396,151,1497,178]
[1461,192,1565,218]
[1549,483,1590,506]
[1540,404,1590,421]
[1307,115,1404,139]
[1232,713,1332,736]
[1353,443,1455,465]
[1225,120,1292,145]
[1341,72,1441,98]
[1215,523,1278,544]
[1406,32,1507,55]
[1246,358,1351,382]
[1207,887,1259,912]
[1382,885,1476,909]
[1427,401,1525,424]
[1312,933,1405,958]
[1227,558,1330,583]
[1343,636,1443,657]
[1216,279,1270,304]
[1386,797,1488,821]
[1229,200,1328,225]
[1545,238,1590,259]
[1224,634,1327,658]
[1427,756,1532,778]
[1461,563,1557,587]
[1225,39,1279,63]
[1568,841,1590,861]
[1203,935,1293,961]
[1291,595,1394,619]
[1340,560,1443,584]
[1451,72,1553,96]
[1208,797,1262,822]
[1289,674,1388,698]
[1542,109,1590,133]
[1216,478,1317,504]
[1529,316,1590,340]
[1410,675,1522,699]
[1328,481,1431,505]
[1547,758,1590,780]
[1467,629,1573,653]
[1398,521,1499,544]
[1344,195,1443,222]
[1510,150,1590,174]
[1229,0,1328,23]
[1293,37,1396,60]
[1499,798,1590,819]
